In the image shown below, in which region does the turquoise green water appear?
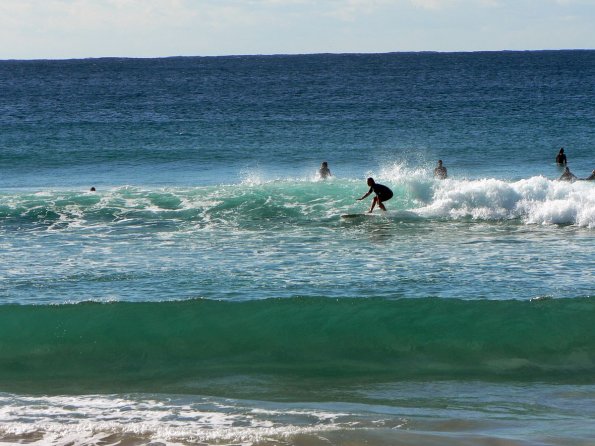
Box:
[1,297,593,396]
[1,51,594,445]
[2,179,594,306]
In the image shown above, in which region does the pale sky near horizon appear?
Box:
[1,0,594,60]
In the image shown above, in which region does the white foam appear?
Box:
[239,169,267,186]
[0,394,349,446]
[414,176,595,228]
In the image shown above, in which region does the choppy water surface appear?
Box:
[1,51,594,445]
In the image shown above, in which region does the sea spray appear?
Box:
[1,51,595,446]
[1,177,593,230]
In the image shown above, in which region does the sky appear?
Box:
[1,0,594,59]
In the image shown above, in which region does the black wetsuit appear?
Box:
[370,183,393,202]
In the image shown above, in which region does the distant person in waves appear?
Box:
[357,177,393,212]
[319,161,332,179]
[434,160,448,179]
[558,167,577,182]
[556,148,567,166]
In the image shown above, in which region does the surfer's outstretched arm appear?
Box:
[357,191,371,201]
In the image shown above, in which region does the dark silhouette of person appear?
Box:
[434,160,447,179]
[357,177,393,212]
[319,162,331,179]
[556,148,567,166]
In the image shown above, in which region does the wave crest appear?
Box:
[0,297,593,395]
[415,176,594,227]
[1,176,593,230]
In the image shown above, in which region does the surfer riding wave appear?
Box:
[357,177,393,212]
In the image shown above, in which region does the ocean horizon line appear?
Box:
[2,47,594,62]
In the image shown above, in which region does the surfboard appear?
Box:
[341,213,373,219]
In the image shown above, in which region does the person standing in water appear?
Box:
[319,161,331,179]
[357,177,393,212]
[434,160,448,179]
[556,148,567,166]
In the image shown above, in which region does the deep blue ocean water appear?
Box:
[0,51,594,445]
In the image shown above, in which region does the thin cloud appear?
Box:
[0,0,593,58]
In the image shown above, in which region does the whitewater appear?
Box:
[1,51,594,445]
[2,166,594,305]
